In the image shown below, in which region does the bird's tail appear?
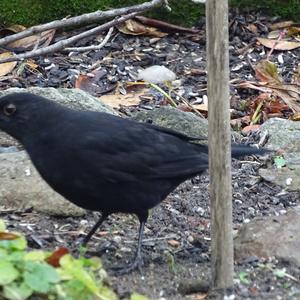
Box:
[231,144,270,158]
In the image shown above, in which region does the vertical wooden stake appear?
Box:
[206,0,234,289]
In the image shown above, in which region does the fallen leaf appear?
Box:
[255,60,282,83]
[267,30,281,39]
[134,16,200,34]
[167,239,180,247]
[4,25,55,50]
[242,124,261,134]
[188,293,208,300]
[75,69,116,96]
[257,37,300,50]
[230,115,250,128]
[99,90,146,108]
[0,52,17,76]
[269,21,294,31]
[192,103,208,112]
[246,24,258,34]
[46,247,69,267]
[290,112,300,121]
[0,232,19,240]
[118,19,167,38]
[292,64,300,85]
[287,26,300,37]
[188,68,206,76]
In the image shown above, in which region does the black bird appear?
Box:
[0,93,267,272]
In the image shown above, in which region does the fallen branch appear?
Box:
[0,0,164,47]
[0,13,137,64]
[64,27,114,52]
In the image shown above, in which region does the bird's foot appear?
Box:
[111,255,144,275]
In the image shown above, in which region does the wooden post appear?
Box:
[206,0,234,289]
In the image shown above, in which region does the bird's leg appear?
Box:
[82,213,108,246]
[112,212,148,274]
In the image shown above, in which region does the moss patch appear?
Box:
[0,0,204,27]
[1,1,299,28]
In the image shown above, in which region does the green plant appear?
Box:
[0,219,117,300]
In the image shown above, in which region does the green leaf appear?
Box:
[3,282,33,300]
[23,261,59,293]
[0,260,19,284]
[130,293,149,300]
[59,254,99,294]
[24,250,47,261]
[239,272,250,284]
[0,235,27,251]
[274,156,286,168]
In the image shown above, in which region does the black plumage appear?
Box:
[0,93,267,272]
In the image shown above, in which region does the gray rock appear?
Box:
[133,106,208,138]
[261,118,300,151]
[235,207,300,266]
[259,167,300,191]
[0,151,85,216]
[260,118,300,190]
[0,87,116,114]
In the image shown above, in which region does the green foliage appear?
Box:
[274,155,286,168]
[1,0,300,28]
[0,220,119,300]
[0,0,204,27]
[229,0,300,21]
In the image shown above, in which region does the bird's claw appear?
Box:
[110,256,144,275]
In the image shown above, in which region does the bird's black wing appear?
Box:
[62,111,209,182]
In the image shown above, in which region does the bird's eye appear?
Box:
[3,103,16,116]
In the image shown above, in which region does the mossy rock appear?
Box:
[0,0,204,27]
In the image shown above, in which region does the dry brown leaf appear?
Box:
[192,103,208,112]
[25,59,39,70]
[242,124,261,134]
[187,293,207,300]
[236,81,272,93]
[167,239,180,247]
[230,116,250,128]
[8,29,55,49]
[287,26,300,37]
[246,24,258,34]
[99,91,145,108]
[269,21,294,30]
[0,231,19,240]
[118,19,167,38]
[267,30,281,39]
[255,60,282,84]
[257,37,300,50]
[292,64,300,84]
[270,87,300,112]
[46,247,69,268]
[0,52,17,76]
[290,112,300,121]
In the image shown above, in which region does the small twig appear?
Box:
[0,13,137,64]
[170,88,205,118]
[0,0,164,47]
[266,29,287,60]
[64,27,114,52]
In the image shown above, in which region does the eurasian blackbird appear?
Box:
[0,93,267,272]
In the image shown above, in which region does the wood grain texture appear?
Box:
[206,0,234,289]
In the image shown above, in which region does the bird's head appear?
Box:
[0,93,59,142]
